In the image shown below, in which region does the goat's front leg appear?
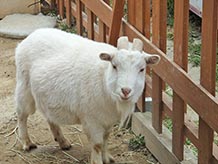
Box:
[91,142,103,164]
[48,121,71,150]
[102,132,115,164]
[83,122,104,164]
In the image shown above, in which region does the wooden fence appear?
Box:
[49,0,218,163]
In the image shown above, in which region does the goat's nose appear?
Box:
[121,88,131,97]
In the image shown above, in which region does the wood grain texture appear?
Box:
[144,0,151,39]
[87,8,94,39]
[151,0,167,134]
[65,0,72,27]
[58,0,64,19]
[98,20,106,42]
[198,0,217,163]
[108,0,125,46]
[172,0,189,160]
[76,0,83,35]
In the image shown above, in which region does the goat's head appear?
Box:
[100,36,160,104]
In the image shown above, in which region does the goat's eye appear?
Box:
[112,65,117,70]
[139,68,145,72]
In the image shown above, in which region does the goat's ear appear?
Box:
[144,53,160,65]
[132,38,143,52]
[99,53,113,61]
[117,36,129,50]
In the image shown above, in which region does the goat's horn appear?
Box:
[132,38,143,52]
[117,36,129,50]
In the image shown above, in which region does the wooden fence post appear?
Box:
[172,0,189,161]
[127,0,145,33]
[144,0,151,39]
[66,0,72,27]
[87,9,94,39]
[76,0,83,35]
[128,0,146,112]
[58,0,64,19]
[108,0,125,46]
[198,0,217,164]
[152,0,167,134]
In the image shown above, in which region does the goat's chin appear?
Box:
[111,92,136,103]
[116,101,135,129]
[116,96,135,129]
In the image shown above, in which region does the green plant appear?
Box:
[58,22,77,34]
[167,0,174,27]
[167,0,174,16]
[185,138,198,156]
[163,117,173,132]
[167,31,174,40]
[188,33,201,67]
[129,134,145,150]
[214,138,218,145]
[188,54,201,67]
[165,85,173,97]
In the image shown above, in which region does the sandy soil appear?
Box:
[0,36,158,164]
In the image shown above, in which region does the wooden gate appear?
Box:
[51,0,218,163]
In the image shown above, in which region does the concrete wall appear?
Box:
[0,0,40,19]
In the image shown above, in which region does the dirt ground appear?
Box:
[0,36,159,164]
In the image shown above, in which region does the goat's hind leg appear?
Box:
[16,84,37,151]
[17,112,37,151]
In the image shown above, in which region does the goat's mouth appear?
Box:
[121,96,129,100]
[120,95,132,101]
[112,92,132,101]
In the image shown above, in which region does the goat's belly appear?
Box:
[42,106,80,125]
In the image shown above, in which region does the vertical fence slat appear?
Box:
[127,0,135,25]
[87,9,94,39]
[152,74,163,133]
[135,0,144,33]
[66,0,72,27]
[144,0,151,81]
[58,0,64,19]
[76,0,83,35]
[173,0,189,71]
[127,0,146,112]
[152,0,167,52]
[172,93,185,160]
[127,0,144,33]
[99,20,106,42]
[140,0,150,112]
[172,0,189,161]
[144,0,151,39]
[137,0,146,112]
[199,0,217,164]
[200,0,217,93]
[152,0,167,134]
[108,0,125,46]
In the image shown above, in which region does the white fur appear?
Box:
[15,28,160,164]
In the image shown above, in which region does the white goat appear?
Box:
[15,28,160,164]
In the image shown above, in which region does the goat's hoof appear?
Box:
[103,159,115,164]
[103,155,115,164]
[61,144,72,150]
[23,143,37,151]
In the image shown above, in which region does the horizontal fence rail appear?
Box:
[51,0,218,163]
